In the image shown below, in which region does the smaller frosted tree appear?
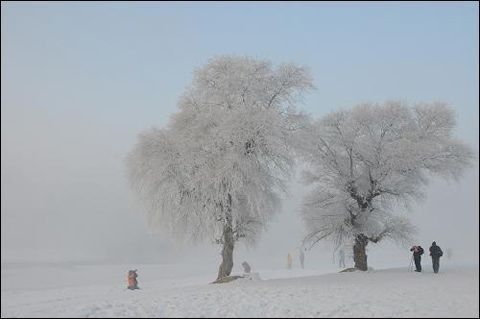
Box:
[127,56,313,281]
[297,101,474,270]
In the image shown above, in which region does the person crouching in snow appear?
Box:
[127,270,139,290]
[410,245,424,272]
[242,261,251,274]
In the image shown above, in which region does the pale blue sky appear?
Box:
[2,2,479,141]
[1,2,478,265]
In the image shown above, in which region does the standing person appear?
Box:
[429,241,443,274]
[338,248,346,268]
[410,245,424,272]
[287,253,293,269]
[299,248,305,269]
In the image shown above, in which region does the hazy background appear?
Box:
[2,2,478,271]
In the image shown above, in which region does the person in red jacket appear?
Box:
[127,270,139,290]
[410,245,424,272]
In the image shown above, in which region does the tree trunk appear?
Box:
[353,234,369,271]
[217,224,235,280]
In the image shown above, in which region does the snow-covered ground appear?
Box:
[2,262,478,318]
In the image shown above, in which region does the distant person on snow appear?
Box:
[429,241,443,274]
[299,248,305,269]
[338,248,346,268]
[242,262,261,281]
[127,269,139,290]
[410,245,424,272]
[287,253,293,269]
[242,261,251,274]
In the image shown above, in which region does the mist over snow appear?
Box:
[1,2,478,318]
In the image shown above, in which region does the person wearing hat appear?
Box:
[410,245,424,272]
[429,241,443,274]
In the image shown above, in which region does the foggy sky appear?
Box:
[1,2,478,267]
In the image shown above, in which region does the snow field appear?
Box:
[2,264,478,317]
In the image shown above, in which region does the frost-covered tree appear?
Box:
[297,101,474,271]
[127,56,313,280]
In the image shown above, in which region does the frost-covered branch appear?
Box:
[127,55,314,280]
[296,101,474,268]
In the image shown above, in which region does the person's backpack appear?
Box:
[431,246,443,257]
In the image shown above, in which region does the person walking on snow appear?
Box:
[429,241,443,274]
[410,245,424,272]
[299,248,305,269]
[287,253,293,269]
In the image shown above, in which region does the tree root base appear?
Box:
[339,267,358,273]
[211,275,244,284]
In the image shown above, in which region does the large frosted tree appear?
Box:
[127,56,313,281]
[297,101,474,271]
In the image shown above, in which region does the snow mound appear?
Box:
[237,272,262,282]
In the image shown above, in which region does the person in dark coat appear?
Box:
[241,261,251,274]
[299,248,305,269]
[410,245,424,272]
[429,241,443,274]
